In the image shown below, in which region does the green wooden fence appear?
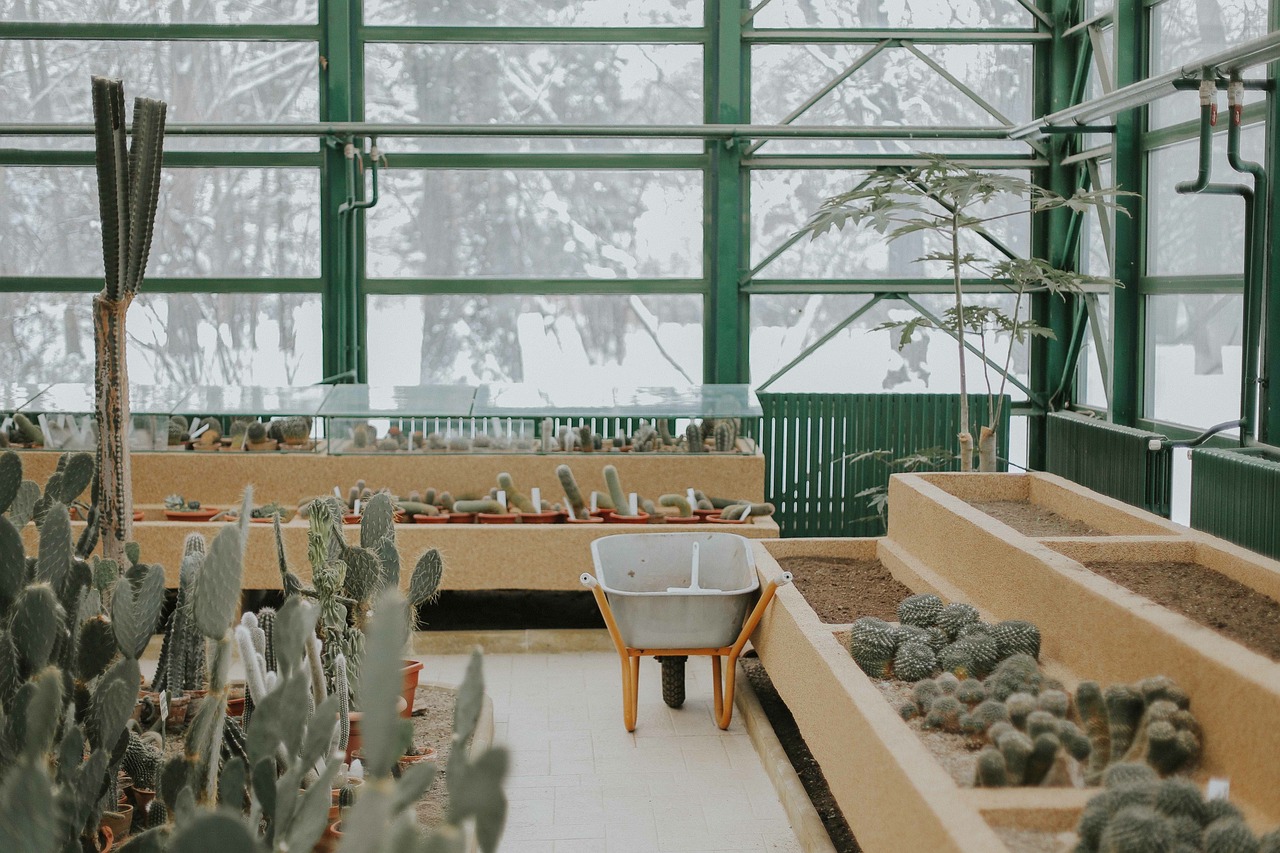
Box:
[757,393,1010,538]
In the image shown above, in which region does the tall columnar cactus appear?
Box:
[685,422,704,453]
[714,420,736,452]
[603,464,632,516]
[497,472,534,513]
[152,532,208,694]
[556,464,589,519]
[91,76,166,567]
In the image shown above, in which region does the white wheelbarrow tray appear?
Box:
[583,532,792,731]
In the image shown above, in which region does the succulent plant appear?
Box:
[849,616,897,678]
[685,422,704,453]
[603,464,634,516]
[714,420,737,452]
[497,472,534,513]
[246,421,268,444]
[12,412,44,445]
[151,532,208,695]
[898,593,944,627]
[720,502,776,521]
[659,494,693,518]
[556,465,589,519]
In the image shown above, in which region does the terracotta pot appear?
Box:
[125,786,155,815]
[606,512,651,525]
[446,512,475,524]
[133,510,145,522]
[401,659,423,716]
[327,821,343,848]
[394,511,409,524]
[397,747,437,773]
[342,513,361,525]
[186,689,208,718]
[663,514,702,524]
[566,514,604,524]
[249,513,291,524]
[100,806,132,844]
[166,694,191,726]
[163,508,219,522]
[693,508,721,520]
[413,512,450,524]
[345,712,363,764]
[590,508,615,519]
[477,513,519,524]
[95,825,115,853]
[708,515,748,525]
[517,511,559,524]
[226,695,246,718]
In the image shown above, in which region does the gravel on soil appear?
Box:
[1085,560,1280,661]
[775,555,912,624]
[970,500,1108,537]
[994,826,1076,853]
[741,657,860,853]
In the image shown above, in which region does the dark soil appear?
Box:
[775,556,911,623]
[741,657,860,852]
[970,500,1108,537]
[1086,560,1280,661]
[419,591,606,631]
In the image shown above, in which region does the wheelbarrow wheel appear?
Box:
[657,656,687,708]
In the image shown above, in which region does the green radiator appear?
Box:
[1044,412,1172,517]
[757,393,1010,538]
[1191,447,1280,560]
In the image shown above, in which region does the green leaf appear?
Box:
[50,453,94,504]
[8,481,40,528]
[192,522,245,640]
[283,758,341,853]
[112,562,164,659]
[11,584,63,672]
[218,756,246,812]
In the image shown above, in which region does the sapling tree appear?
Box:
[801,155,1125,471]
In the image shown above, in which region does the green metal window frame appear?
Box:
[0,0,1052,391]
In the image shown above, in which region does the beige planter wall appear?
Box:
[22,516,779,590]
[751,539,1013,853]
[886,472,1280,825]
[14,449,764,507]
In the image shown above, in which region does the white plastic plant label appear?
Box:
[1206,778,1230,801]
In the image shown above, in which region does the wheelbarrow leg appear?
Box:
[585,576,642,732]
[714,573,793,730]
[626,654,641,732]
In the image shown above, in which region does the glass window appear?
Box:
[752,44,1033,130]
[365,294,702,386]
[752,0,1034,28]
[367,169,702,278]
[1146,126,1263,277]
[0,40,318,133]
[0,0,317,23]
[127,293,324,386]
[364,43,701,153]
[0,167,321,278]
[364,0,701,26]
[749,293,1030,401]
[750,169,1031,280]
[1150,0,1268,128]
[0,292,95,386]
[1077,293,1110,410]
[1145,293,1243,427]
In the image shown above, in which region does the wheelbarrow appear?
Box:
[583,532,792,731]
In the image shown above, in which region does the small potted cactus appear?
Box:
[709,502,775,524]
[162,494,218,521]
[556,465,602,523]
[243,420,278,451]
[456,498,516,524]
[268,415,314,449]
[249,501,291,523]
[602,465,649,524]
[658,494,701,524]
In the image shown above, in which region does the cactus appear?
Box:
[658,494,692,518]
[557,465,589,519]
[923,695,964,733]
[246,422,267,444]
[13,412,44,445]
[975,748,1008,787]
[991,619,1041,660]
[602,464,632,515]
[685,422,704,453]
[721,502,776,521]
[849,616,897,678]
[497,472,534,512]
[936,602,980,639]
[893,641,937,682]
[454,499,506,514]
[714,420,736,452]
[898,592,944,627]
[408,549,445,609]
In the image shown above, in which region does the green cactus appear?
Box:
[897,593,943,627]
[685,423,704,453]
[246,422,268,444]
[714,420,736,452]
[991,619,1041,660]
[923,695,964,733]
[454,499,506,514]
[408,549,445,610]
[983,653,1043,701]
[935,602,980,639]
[975,747,1008,787]
[556,465,589,519]
[13,413,44,445]
[603,464,632,516]
[721,502,775,521]
[152,534,207,694]
[1105,684,1146,760]
[956,678,985,706]
[658,494,692,517]
[497,472,534,513]
[893,641,937,682]
[849,616,897,678]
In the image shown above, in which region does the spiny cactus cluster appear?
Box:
[1074,764,1280,853]
[150,532,208,696]
[1076,675,1202,784]
[850,592,1040,682]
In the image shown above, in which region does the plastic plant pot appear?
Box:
[693,509,721,520]
[163,508,219,522]
[447,512,476,524]
[709,515,748,525]
[591,508,615,520]
[342,513,361,524]
[607,512,651,525]
[477,513,519,524]
[663,514,702,524]
[413,513,450,524]
[566,515,604,524]
[518,511,560,524]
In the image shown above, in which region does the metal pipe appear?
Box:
[1174,78,1218,194]
[1009,28,1280,139]
[1225,76,1267,444]
[0,122,1014,140]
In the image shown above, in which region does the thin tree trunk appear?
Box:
[952,214,973,471]
[977,426,998,472]
[94,293,133,565]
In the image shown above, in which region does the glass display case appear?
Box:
[322,384,479,454]
[176,385,331,452]
[12,382,190,452]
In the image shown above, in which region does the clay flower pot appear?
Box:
[693,508,721,520]
[413,513,450,524]
[517,511,560,524]
[397,747,437,774]
[342,513,361,525]
[566,514,603,524]
[663,514,702,524]
[163,508,219,522]
[709,515,748,525]
[447,512,476,524]
[607,512,651,525]
[125,786,155,815]
[400,659,423,717]
[133,510,145,522]
[95,825,115,853]
[590,508,615,520]
[100,805,132,844]
[477,513,519,524]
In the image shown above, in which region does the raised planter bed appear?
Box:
[885,471,1280,826]
[23,514,779,591]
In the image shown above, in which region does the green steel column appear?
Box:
[320,0,357,380]
[1028,0,1077,468]
[1263,0,1280,442]
[1110,0,1146,426]
[704,0,749,383]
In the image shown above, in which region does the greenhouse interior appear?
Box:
[4,0,1280,851]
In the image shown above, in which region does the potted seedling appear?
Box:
[602,465,650,524]
[249,501,291,523]
[163,494,218,521]
[555,465,603,523]
[659,493,701,524]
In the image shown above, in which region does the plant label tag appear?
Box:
[334,486,342,498]
[497,490,507,509]
[190,422,210,440]
[687,488,696,506]
[629,493,639,516]
[590,492,598,512]
[1206,778,1230,801]
[354,499,361,515]
[530,488,540,510]
[159,691,169,720]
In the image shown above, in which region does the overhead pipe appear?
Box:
[1174,73,1256,444]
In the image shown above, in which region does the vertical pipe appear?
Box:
[1225,78,1265,443]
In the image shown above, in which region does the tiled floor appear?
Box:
[426,651,803,853]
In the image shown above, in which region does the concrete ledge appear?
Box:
[749,539,1011,853]
[888,472,1280,824]
[21,516,779,590]
[734,663,839,853]
[15,449,765,507]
